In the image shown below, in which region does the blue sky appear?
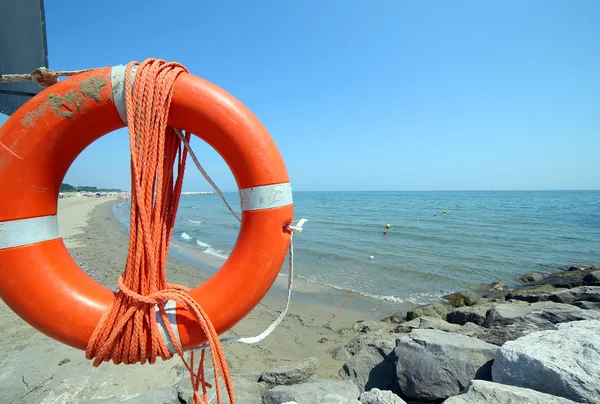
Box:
[1,1,599,191]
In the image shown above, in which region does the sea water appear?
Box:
[113,190,600,304]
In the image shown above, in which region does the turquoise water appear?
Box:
[114,191,600,304]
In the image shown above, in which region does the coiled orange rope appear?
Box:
[85,59,235,404]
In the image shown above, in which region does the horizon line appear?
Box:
[177,188,600,193]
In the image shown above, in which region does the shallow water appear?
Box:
[114,190,600,305]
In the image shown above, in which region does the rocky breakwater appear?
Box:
[331,265,600,404]
[67,266,600,403]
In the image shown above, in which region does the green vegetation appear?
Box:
[60,183,122,193]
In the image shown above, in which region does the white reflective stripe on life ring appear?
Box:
[0,215,59,250]
[110,65,138,125]
[240,183,293,212]
[155,299,181,355]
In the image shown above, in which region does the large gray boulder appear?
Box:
[394,329,499,401]
[477,322,541,346]
[263,379,360,404]
[346,322,398,356]
[507,286,600,305]
[518,272,545,283]
[406,303,449,321]
[484,300,600,329]
[339,338,397,393]
[260,357,319,386]
[574,286,600,302]
[573,300,600,311]
[482,281,509,299]
[381,311,405,324]
[583,271,600,286]
[359,388,407,404]
[331,346,352,361]
[533,267,599,288]
[442,380,577,403]
[492,320,600,403]
[447,303,496,326]
[506,284,557,302]
[444,291,480,307]
[394,316,484,339]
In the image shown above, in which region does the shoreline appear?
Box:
[1,196,595,402]
[76,201,410,366]
[112,201,411,320]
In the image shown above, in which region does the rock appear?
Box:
[492,320,600,403]
[339,338,397,393]
[518,272,545,283]
[381,312,405,324]
[583,271,600,286]
[394,329,499,401]
[444,291,479,307]
[83,388,179,403]
[573,300,600,311]
[548,288,582,304]
[458,322,486,339]
[406,303,449,321]
[484,301,600,329]
[260,357,319,386]
[447,303,496,326]
[346,324,398,356]
[332,346,352,361]
[320,394,361,404]
[575,287,600,302]
[553,286,600,304]
[416,316,461,332]
[482,282,509,299]
[395,317,484,339]
[506,284,557,302]
[177,372,266,404]
[533,267,599,288]
[263,379,360,404]
[359,388,407,404]
[568,265,594,271]
[507,286,600,305]
[392,318,421,333]
[353,321,396,334]
[442,380,578,403]
[477,323,541,346]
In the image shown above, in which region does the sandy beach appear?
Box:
[0,197,408,403]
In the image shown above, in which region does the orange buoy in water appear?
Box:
[383,231,387,235]
[0,65,293,352]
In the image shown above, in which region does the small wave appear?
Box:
[196,240,210,248]
[190,238,229,259]
[292,274,449,305]
[294,275,408,303]
[181,232,193,240]
[205,247,229,259]
[187,219,203,224]
[401,291,448,305]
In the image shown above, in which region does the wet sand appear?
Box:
[0,197,410,403]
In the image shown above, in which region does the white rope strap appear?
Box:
[173,128,307,348]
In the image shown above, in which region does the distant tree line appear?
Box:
[60,183,123,193]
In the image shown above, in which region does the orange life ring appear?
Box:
[0,66,293,352]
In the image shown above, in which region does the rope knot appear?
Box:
[30,67,59,88]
